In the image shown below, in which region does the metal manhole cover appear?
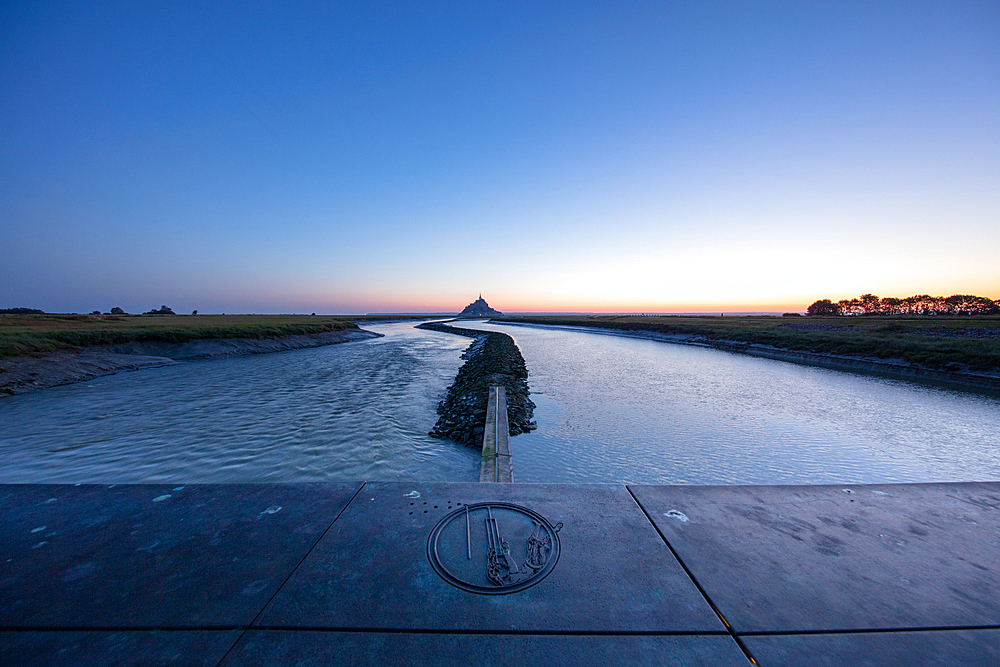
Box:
[427,502,562,595]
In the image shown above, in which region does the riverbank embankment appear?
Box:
[0,313,372,358]
[494,315,1000,393]
[418,322,535,446]
[0,329,381,396]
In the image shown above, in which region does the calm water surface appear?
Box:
[461,321,1000,484]
[2,321,998,485]
[0,323,480,483]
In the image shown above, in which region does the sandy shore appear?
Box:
[0,329,382,396]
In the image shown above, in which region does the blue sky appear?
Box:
[2,1,998,314]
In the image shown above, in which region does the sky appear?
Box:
[2,1,998,314]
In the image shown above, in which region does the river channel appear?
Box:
[1,321,998,484]
[461,321,1000,485]
[0,323,480,484]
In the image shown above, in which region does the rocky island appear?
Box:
[457,295,503,318]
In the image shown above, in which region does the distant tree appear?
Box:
[192,310,198,315]
[0,307,44,314]
[145,305,175,315]
[838,298,863,316]
[809,293,998,317]
[880,297,903,315]
[858,293,881,315]
[806,299,841,316]
[110,307,126,315]
[943,294,999,316]
[911,294,942,315]
[943,295,963,315]
[970,296,1000,315]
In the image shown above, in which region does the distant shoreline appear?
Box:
[491,318,1000,394]
[0,329,381,396]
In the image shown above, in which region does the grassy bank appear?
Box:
[0,314,368,358]
[493,315,1000,373]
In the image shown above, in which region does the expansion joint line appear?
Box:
[213,482,369,667]
[625,486,759,666]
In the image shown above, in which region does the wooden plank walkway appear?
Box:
[479,385,512,483]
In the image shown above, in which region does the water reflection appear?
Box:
[461,321,1000,484]
[0,323,480,483]
[2,320,998,485]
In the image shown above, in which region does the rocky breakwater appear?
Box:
[418,322,536,447]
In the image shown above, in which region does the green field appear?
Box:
[7,312,998,374]
[494,315,1000,372]
[0,313,378,358]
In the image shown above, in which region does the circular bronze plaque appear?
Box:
[427,502,562,595]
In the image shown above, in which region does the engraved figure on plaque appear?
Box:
[427,503,563,595]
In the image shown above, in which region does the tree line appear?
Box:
[807,294,999,316]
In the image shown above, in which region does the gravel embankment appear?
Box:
[418,322,536,447]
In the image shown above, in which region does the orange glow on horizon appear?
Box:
[306,290,1000,316]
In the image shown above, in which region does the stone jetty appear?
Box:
[418,321,535,446]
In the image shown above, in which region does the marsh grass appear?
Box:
[0,314,364,358]
[495,315,1000,372]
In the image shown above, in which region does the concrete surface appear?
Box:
[1,483,362,627]
[743,629,1000,667]
[219,631,747,666]
[3,481,999,665]
[0,630,242,667]
[255,482,723,632]
[629,482,1000,632]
